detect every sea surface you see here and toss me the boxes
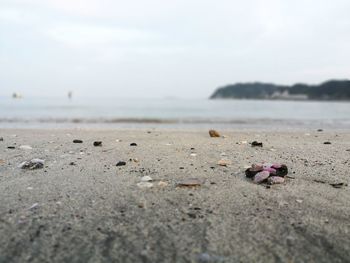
[1,96,350,130]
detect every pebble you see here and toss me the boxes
[296,199,303,203]
[116,161,126,166]
[137,182,154,188]
[140,176,153,182]
[73,139,83,143]
[217,159,231,166]
[253,171,270,184]
[130,143,137,146]
[267,176,285,185]
[19,159,45,170]
[177,178,202,187]
[19,145,33,150]
[190,153,197,157]
[209,130,220,137]
[158,181,168,187]
[29,203,39,210]
[0,137,3,141]
[251,141,263,147]
[93,141,102,147]
[7,146,15,149]
[324,141,331,145]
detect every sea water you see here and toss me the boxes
[0,96,349,129]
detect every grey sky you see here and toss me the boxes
[0,0,349,98]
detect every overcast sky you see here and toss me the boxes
[0,0,349,98]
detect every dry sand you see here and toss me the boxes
[0,129,349,263]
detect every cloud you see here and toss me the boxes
[46,24,156,48]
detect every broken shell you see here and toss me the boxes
[253,171,270,184]
[267,176,285,185]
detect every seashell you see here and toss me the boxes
[253,171,270,183]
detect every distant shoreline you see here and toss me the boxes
[210,79,350,101]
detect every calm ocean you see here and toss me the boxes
[1,96,350,129]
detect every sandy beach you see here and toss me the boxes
[0,128,349,263]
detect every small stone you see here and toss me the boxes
[317,129,323,132]
[137,182,153,188]
[158,181,168,187]
[19,159,45,170]
[296,199,303,203]
[116,161,126,166]
[323,141,331,145]
[251,141,263,147]
[19,145,33,150]
[29,203,39,210]
[0,137,3,141]
[130,143,137,146]
[190,153,197,157]
[330,182,347,188]
[217,159,231,166]
[69,162,76,166]
[93,141,102,147]
[177,178,202,187]
[253,171,270,184]
[209,130,220,137]
[267,176,285,185]
[7,146,15,149]
[141,176,153,182]
[73,139,83,143]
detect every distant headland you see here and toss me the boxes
[209,80,350,100]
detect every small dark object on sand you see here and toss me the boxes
[251,141,263,147]
[209,130,220,138]
[7,146,15,149]
[69,162,76,166]
[130,143,137,146]
[19,159,44,170]
[245,163,288,184]
[330,182,347,189]
[116,161,126,166]
[93,141,102,147]
[324,141,331,145]
[317,129,323,132]
[177,178,202,187]
[0,137,3,141]
[73,139,83,143]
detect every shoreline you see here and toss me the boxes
[0,129,349,262]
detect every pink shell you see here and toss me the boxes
[253,171,270,183]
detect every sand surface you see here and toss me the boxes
[0,129,349,263]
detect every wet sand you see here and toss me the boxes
[0,129,349,263]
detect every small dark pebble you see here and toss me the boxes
[179,167,184,169]
[265,185,271,189]
[0,137,3,141]
[314,179,326,184]
[251,141,263,147]
[187,212,197,219]
[116,161,126,166]
[323,141,331,145]
[93,141,102,147]
[73,140,83,143]
[69,162,76,166]
[130,143,137,146]
[330,182,347,188]
[7,146,15,149]
[317,129,323,132]
[190,147,195,150]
